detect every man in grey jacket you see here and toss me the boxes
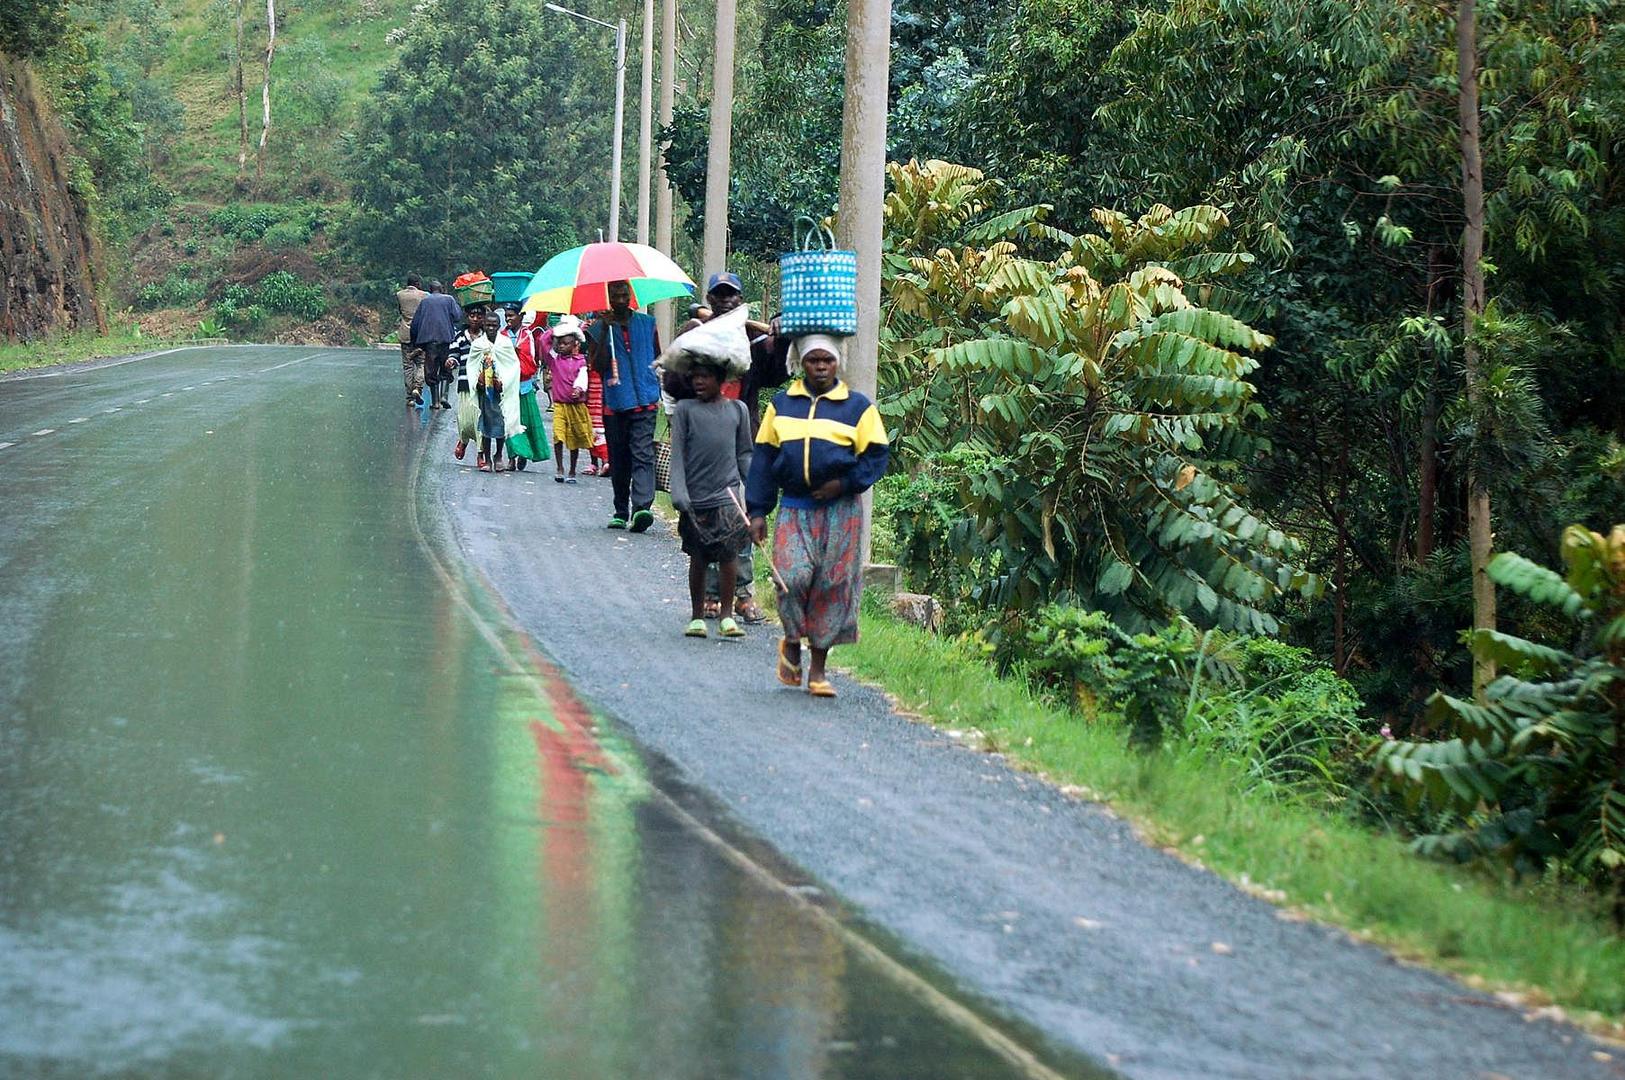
[395,273,428,406]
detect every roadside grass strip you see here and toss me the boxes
[836,607,1625,1033]
[0,328,184,375]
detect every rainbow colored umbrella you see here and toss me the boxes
[520,242,695,315]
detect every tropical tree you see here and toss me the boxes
[881,160,1319,632]
[346,0,607,279]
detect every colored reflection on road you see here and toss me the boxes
[0,348,1038,1078]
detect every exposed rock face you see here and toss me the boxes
[0,53,103,342]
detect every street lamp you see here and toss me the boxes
[545,3,627,243]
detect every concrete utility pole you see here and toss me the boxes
[654,0,677,344]
[635,0,654,245]
[700,0,737,283]
[835,0,891,562]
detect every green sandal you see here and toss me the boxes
[607,516,627,530]
[718,617,746,639]
[629,508,655,533]
[684,618,708,638]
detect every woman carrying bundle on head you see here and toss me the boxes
[746,336,889,697]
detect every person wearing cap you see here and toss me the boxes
[669,270,792,622]
[746,336,890,698]
[540,315,593,483]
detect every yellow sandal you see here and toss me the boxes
[807,678,837,698]
[776,640,803,687]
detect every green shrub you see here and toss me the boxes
[255,271,327,318]
[136,270,206,309]
[260,220,311,250]
[874,443,997,614]
[1023,605,1370,793]
[1375,525,1625,911]
[208,203,279,241]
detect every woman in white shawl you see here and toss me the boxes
[472,320,524,472]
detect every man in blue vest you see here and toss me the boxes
[586,279,663,532]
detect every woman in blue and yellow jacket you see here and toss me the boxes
[746,335,889,698]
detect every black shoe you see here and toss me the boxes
[629,509,655,533]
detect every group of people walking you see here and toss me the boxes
[394,269,890,698]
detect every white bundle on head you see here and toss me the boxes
[656,303,752,377]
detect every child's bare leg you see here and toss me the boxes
[717,557,738,619]
[553,440,565,475]
[688,556,708,619]
[569,450,580,476]
[807,646,831,684]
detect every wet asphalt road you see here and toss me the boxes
[0,345,1619,1079]
[437,364,1625,1078]
[0,346,1056,1079]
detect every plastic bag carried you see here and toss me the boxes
[656,303,751,378]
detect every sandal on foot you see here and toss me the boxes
[607,517,627,530]
[776,640,803,687]
[554,474,566,483]
[629,508,655,533]
[702,599,722,619]
[455,440,467,460]
[719,617,746,639]
[684,619,708,638]
[736,599,766,625]
[807,678,838,698]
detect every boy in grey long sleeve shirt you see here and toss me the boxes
[670,362,754,638]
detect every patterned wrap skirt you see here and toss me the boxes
[772,497,863,650]
[679,503,751,563]
[478,387,505,440]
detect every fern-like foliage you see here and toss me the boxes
[879,159,1318,632]
[1373,525,1625,912]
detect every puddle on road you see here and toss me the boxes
[0,360,1075,1078]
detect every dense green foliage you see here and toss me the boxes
[1377,526,1625,910]
[346,0,620,280]
[880,160,1318,634]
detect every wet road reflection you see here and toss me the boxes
[0,348,1044,1078]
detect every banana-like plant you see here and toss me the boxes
[1374,525,1625,911]
[880,159,1318,633]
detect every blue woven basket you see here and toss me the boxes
[778,217,858,337]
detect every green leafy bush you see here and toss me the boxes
[254,271,327,318]
[1375,525,1625,911]
[260,220,312,250]
[208,203,279,241]
[874,443,998,611]
[136,270,206,309]
[1023,605,1369,792]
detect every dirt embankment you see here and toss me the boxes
[0,53,104,343]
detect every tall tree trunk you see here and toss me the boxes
[233,0,248,188]
[1417,380,1439,559]
[653,0,676,346]
[700,0,737,280]
[1458,0,1495,698]
[255,0,276,187]
[836,0,892,566]
[1416,244,1447,563]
